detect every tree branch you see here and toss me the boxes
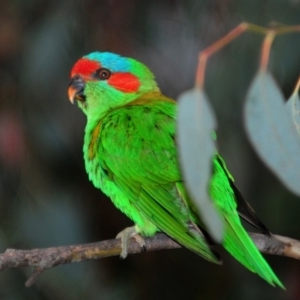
[0,233,299,287]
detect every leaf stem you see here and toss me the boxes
[260,31,275,71]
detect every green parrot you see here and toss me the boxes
[68,52,283,288]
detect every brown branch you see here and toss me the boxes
[0,233,299,287]
[195,22,300,88]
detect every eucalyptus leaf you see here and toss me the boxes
[177,88,223,242]
[245,70,300,196]
[286,86,300,134]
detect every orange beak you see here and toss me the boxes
[68,76,86,104]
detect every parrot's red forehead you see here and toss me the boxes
[70,57,140,93]
[70,58,101,77]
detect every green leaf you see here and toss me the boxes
[177,88,223,242]
[245,70,300,196]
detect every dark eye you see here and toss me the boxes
[94,68,111,80]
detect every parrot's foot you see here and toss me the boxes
[116,226,146,259]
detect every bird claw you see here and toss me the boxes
[116,226,146,258]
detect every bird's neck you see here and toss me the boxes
[86,90,166,123]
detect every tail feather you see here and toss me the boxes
[223,215,284,289]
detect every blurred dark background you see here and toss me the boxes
[1,0,300,299]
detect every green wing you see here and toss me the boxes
[95,93,282,287]
[98,94,219,263]
[210,157,283,288]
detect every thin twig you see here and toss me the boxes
[0,233,299,287]
[195,22,300,88]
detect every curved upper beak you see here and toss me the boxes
[68,76,86,104]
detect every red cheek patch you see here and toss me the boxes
[71,58,101,77]
[108,72,140,93]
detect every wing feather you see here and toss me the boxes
[100,95,219,263]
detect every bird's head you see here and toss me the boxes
[68,52,159,120]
